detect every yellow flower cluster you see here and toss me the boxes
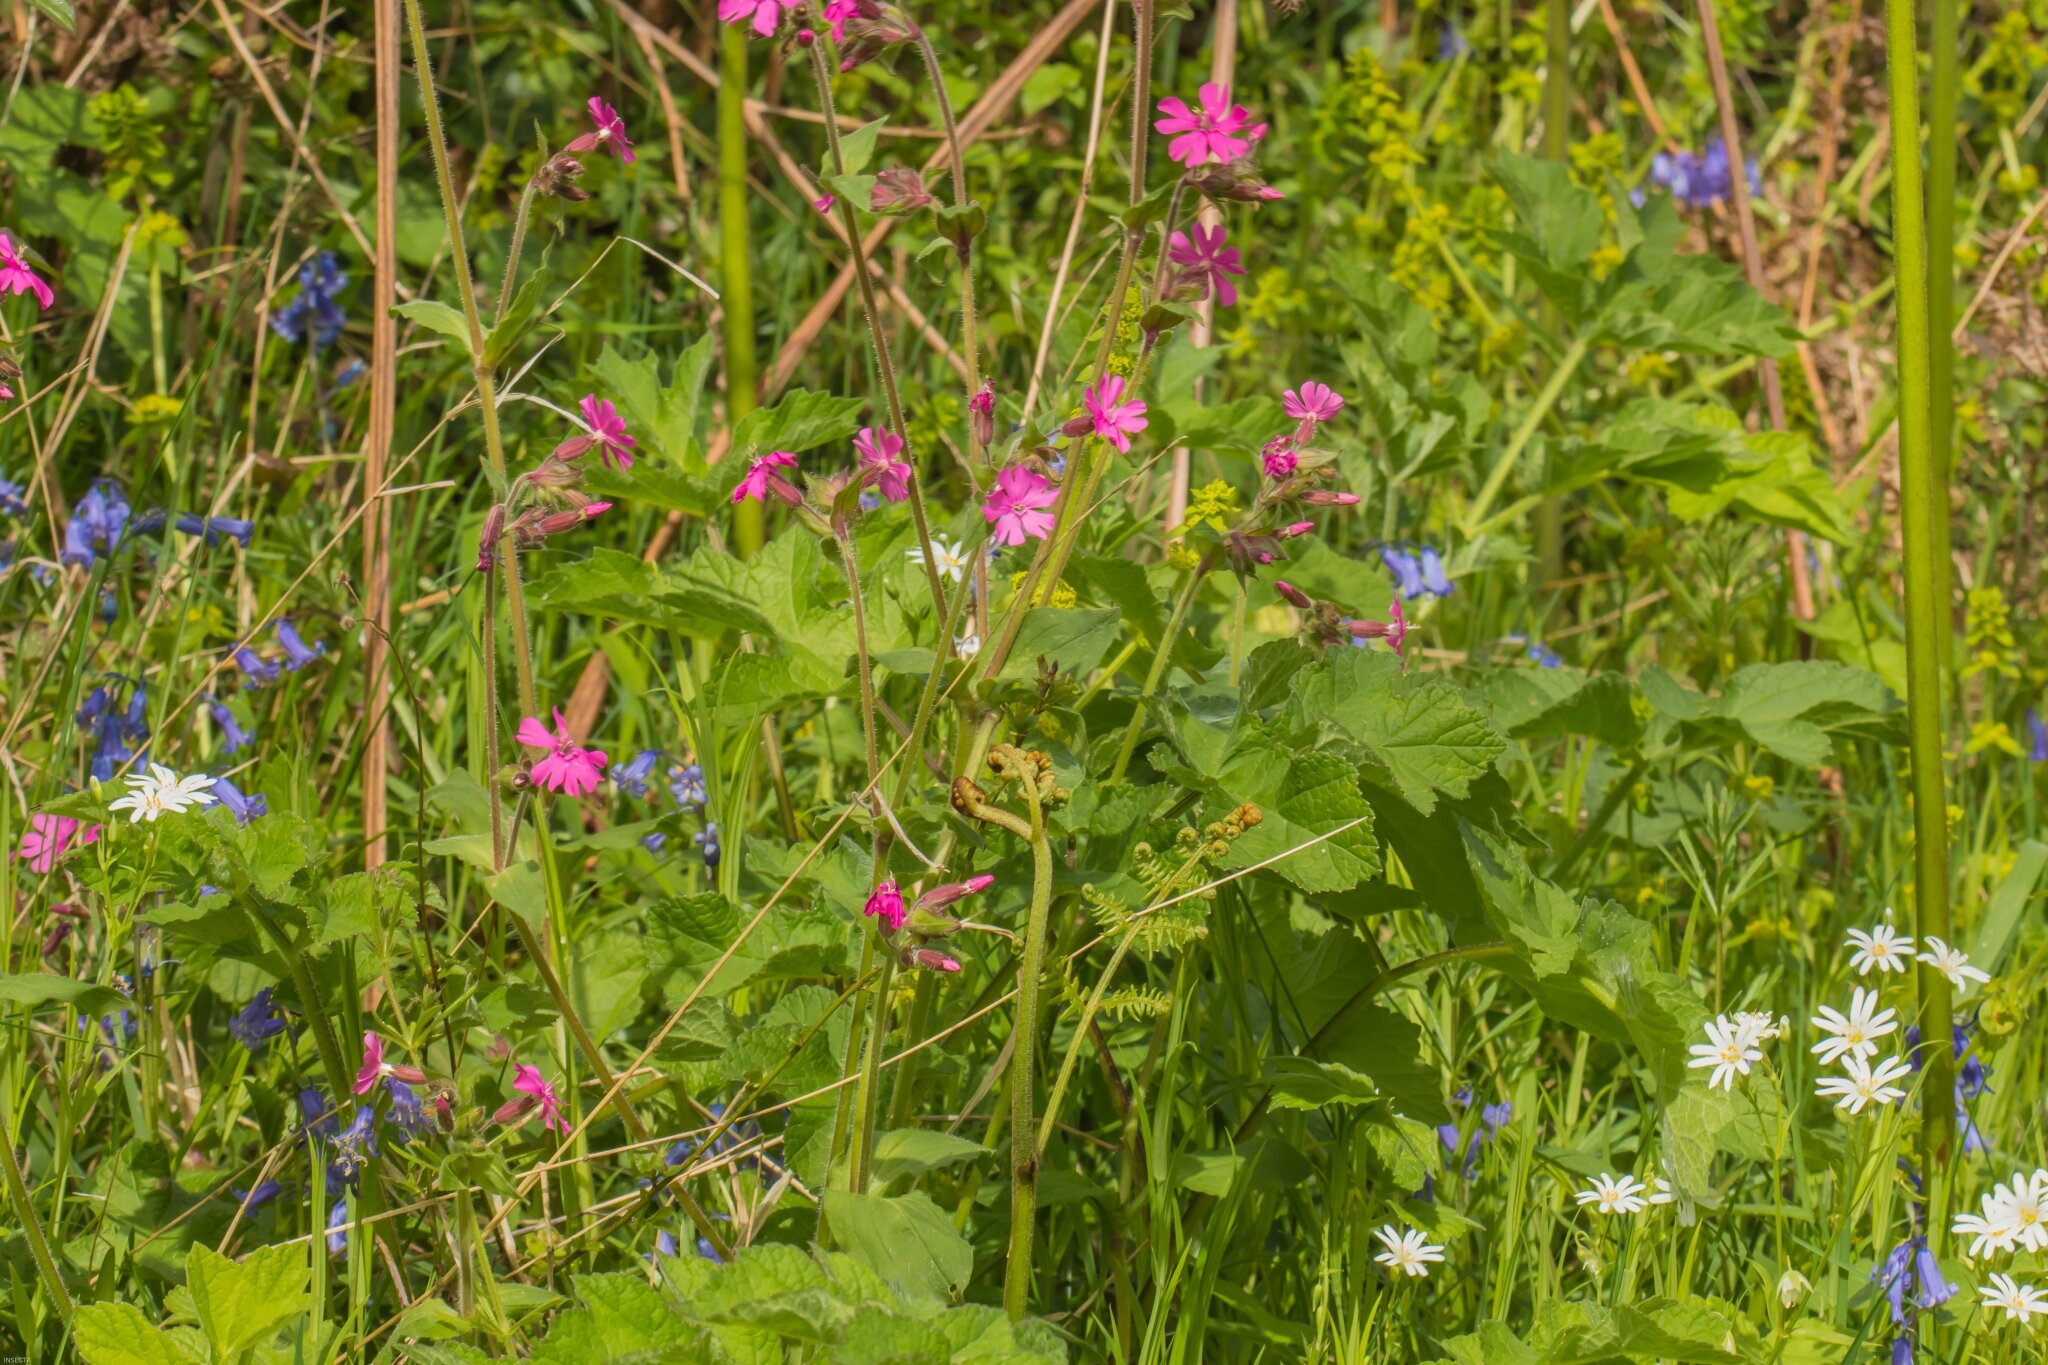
[1009,571,1077,610]
[1963,586,2019,679]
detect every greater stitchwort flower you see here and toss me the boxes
[1372,1225,1444,1278]
[110,765,217,823]
[1847,921,1915,974]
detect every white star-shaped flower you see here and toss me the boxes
[908,534,971,584]
[1574,1172,1650,1216]
[1916,936,1991,995]
[1810,986,1899,1066]
[1980,1273,2048,1324]
[1688,1014,1763,1091]
[1372,1224,1445,1278]
[1814,1052,1912,1115]
[1846,921,1916,975]
[108,764,218,824]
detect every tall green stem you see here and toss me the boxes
[1535,0,1569,602]
[1461,335,1589,536]
[0,1088,73,1324]
[1109,553,1214,782]
[1002,776,1054,1321]
[721,24,764,557]
[910,24,984,464]
[1881,0,1955,1179]
[1926,0,1956,630]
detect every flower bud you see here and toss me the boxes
[1776,1269,1810,1310]
[796,26,816,45]
[904,947,962,973]
[969,382,996,448]
[550,434,597,463]
[533,152,590,201]
[1280,521,1315,538]
[492,1092,539,1125]
[1184,156,1286,203]
[912,874,994,914]
[1060,413,1095,440]
[532,501,612,537]
[871,167,937,215]
[1274,580,1315,610]
[1300,489,1360,507]
[478,504,507,572]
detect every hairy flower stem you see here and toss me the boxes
[721,25,764,557]
[847,950,897,1194]
[1881,0,1955,1181]
[495,180,539,327]
[894,556,979,807]
[910,24,986,466]
[1109,552,1214,782]
[803,40,949,615]
[1001,773,1054,1320]
[0,1089,73,1325]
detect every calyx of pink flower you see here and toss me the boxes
[533,152,590,200]
[1184,156,1286,203]
[903,947,962,973]
[912,874,994,914]
[935,201,987,252]
[1299,489,1360,507]
[1274,580,1315,610]
[836,0,915,69]
[870,167,937,215]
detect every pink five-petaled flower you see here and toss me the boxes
[1168,224,1247,308]
[732,450,800,505]
[17,814,99,873]
[854,427,912,503]
[567,97,636,165]
[1283,382,1346,424]
[1082,375,1150,453]
[577,394,636,471]
[1347,598,1409,666]
[864,879,906,933]
[813,195,836,215]
[823,0,858,40]
[0,233,54,310]
[353,1031,427,1095]
[516,708,610,797]
[1154,83,1267,167]
[983,465,1060,546]
[514,1065,570,1135]
[719,0,786,35]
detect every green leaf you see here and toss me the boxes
[836,117,888,178]
[822,1190,975,1301]
[1970,839,2048,973]
[391,299,476,354]
[1209,730,1380,893]
[859,1129,986,1185]
[530,1273,706,1363]
[1298,650,1506,812]
[1491,153,1604,270]
[485,860,549,930]
[1262,1057,1380,1110]
[1645,660,1902,766]
[185,1242,312,1359]
[1484,669,1645,751]
[730,389,867,459]
[1000,607,1120,680]
[0,972,131,1016]
[482,266,553,367]
[0,83,92,172]
[73,1303,188,1365]
[27,0,76,31]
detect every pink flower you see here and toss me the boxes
[1281,521,1315,538]
[566,97,636,165]
[813,194,836,215]
[854,427,912,503]
[1347,598,1409,665]
[1261,436,1298,479]
[719,0,785,35]
[351,1031,424,1093]
[983,465,1059,545]
[864,879,905,933]
[513,1064,569,1135]
[870,168,935,214]
[823,0,858,41]
[16,814,98,873]
[1154,83,1266,167]
[1300,489,1360,507]
[0,233,54,310]
[578,394,636,471]
[1082,375,1149,453]
[516,708,610,797]
[905,947,962,973]
[0,381,11,401]
[1283,382,1345,423]
[913,874,993,914]
[732,450,800,505]
[1167,225,1246,308]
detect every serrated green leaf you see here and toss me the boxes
[729,389,866,459]
[1298,650,1505,812]
[1000,607,1120,680]
[73,1303,188,1365]
[821,1190,974,1301]
[1210,732,1380,893]
[185,1242,311,1359]
[530,1273,705,1363]
[1262,1057,1380,1110]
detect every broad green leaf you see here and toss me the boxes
[821,1190,973,1301]
[481,265,553,367]
[1970,839,2048,973]
[861,1129,987,1185]
[1491,153,1604,272]
[1209,730,1380,893]
[484,860,549,930]
[185,1242,312,1359]
[1262,1057,1380,1110]
[835,117,888,178]
[1297,650,1505,812]
[1000,607,1120,680]
[391,299,476,354]
[0,83,92,171]
[0,972,131,1016]
[73,1303,188,1365]
[589,339,717,470]
[529,1273,705,1363]
[27,0,76,32]
[1484,668,1644,752]
[729,389,867,460]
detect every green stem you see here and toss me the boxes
[847,949,896,1194]
[1536,0,1569,601]
[1927,0,1956,649]
[909,23,985,464]
[1881,0,1955,1177]
[1109,552,1214,782]
[0,1087,73,1324]
[802,39,949,615]
[1461,334,1589,536]
[721,24,764,557]
[1002,775,1054,1321]
[495,180,538,328]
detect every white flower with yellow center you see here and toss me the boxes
[1980,1273,2048,1324]
[108,764,218,824]
[1846,921,1915,975]
[1687,1014,1763,1091]
[1371,1225,1444,1278]
[1916,937,1991,995]
[1810,986,1898,1066]
[908,534,971,584]
[1814,1053,1912,1115]
[1574,1173,1650,1216]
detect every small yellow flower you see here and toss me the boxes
[1009,571,1076,609]
[1966,721,2023,758]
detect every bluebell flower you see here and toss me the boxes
[233,646,281,688]
[694,821,721,870]
[229,988,286,1052]
[329,1108,379,1183]
[276,620,325,670]
[614,749,662,797]
[1436,23,1470,60]
[173,513,256,548]
[331,357,367,389]
[386,1079,430,1141]
[0,478,27,518]
[209,699,255,756]
[79,679,150,781]
[60,478,133,570]
[2028,708,2048,762]
[298,1086,341,1140]
[642,832,667,856]
[654,1228,678,1259]
[1380,546,1426,599]
[1646,138,1760,210]
[325,1199,350,1254]
[1891,1335,1913,1365]
[1435,1089,1511,1177]
[668,762,707,808]
[1419,546,1452,596]
[1958,1105,1990,1155]
[272,252,350,349]
[1875,1235,1955,1325]
[233,1180,284,1212]
[213,776,268,826]
[99,588,119,622]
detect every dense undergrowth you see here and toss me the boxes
[2,0,2047,1360]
